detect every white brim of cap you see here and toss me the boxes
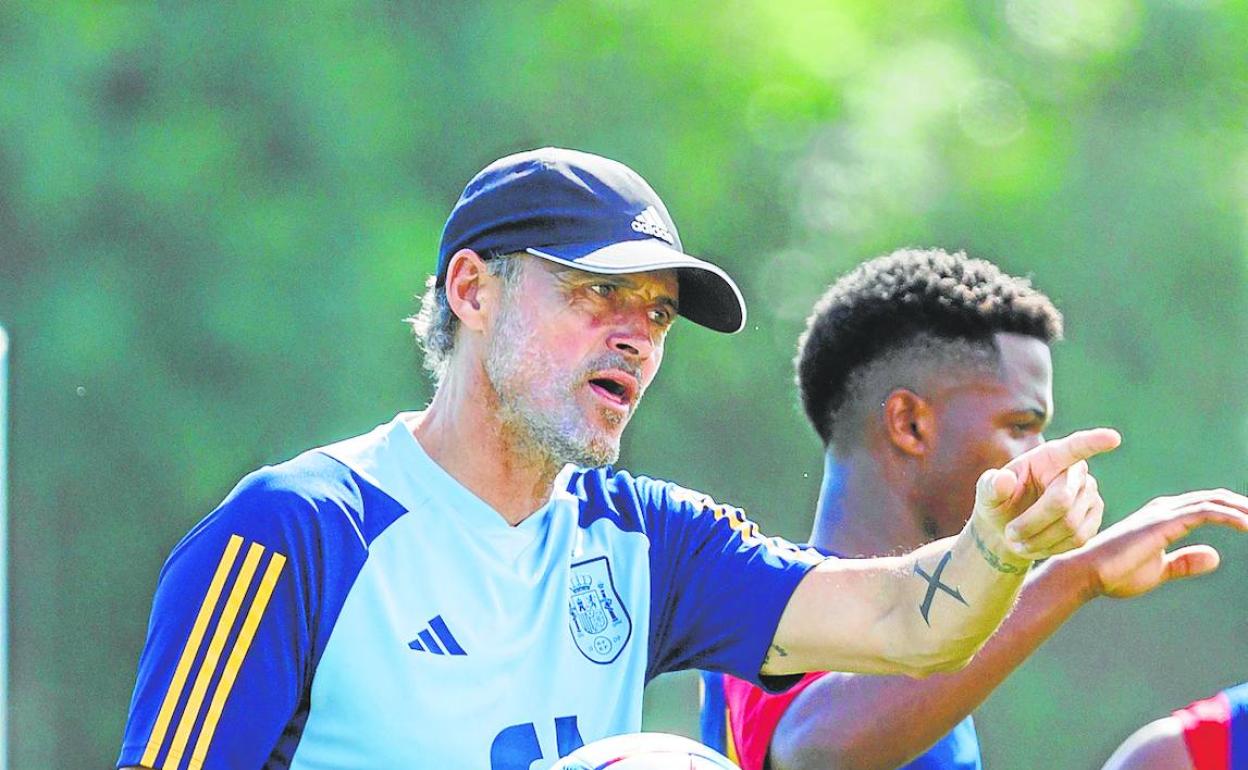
[525,240,747,334]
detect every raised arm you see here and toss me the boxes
[767,489,1248,770]
[764,428,1120,677]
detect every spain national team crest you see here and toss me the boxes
[567,556,631,665]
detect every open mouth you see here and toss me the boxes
[588,372,637,408]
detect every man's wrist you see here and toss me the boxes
[1041,550,1102,605]
[967,516,1031,574]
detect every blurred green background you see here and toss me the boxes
[1,1,1246,768]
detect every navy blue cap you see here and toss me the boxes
[437,147,746,333]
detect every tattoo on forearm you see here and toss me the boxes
[763,643,789,665]
[914,551,968,626]
[970,522,1024,574]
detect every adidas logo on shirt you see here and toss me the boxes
[630,206,675,245]
[407,615,467,656]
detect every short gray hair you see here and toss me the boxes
[407,254,525,384]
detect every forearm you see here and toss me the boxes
[768,434,1117,677]
[767,513,1032,676]
[888,514,1036,672]
[770,556,1092,770]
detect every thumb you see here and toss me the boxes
[1162,545,1222,582]
[976,468,1019,514]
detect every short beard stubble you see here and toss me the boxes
[483,287,628,471]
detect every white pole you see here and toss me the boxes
[0,325,8,770]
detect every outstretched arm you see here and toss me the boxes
[767,489,1248,770]
[764,428,1120,677]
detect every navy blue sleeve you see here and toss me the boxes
[1225,681,1248,759]
[699,671,729,755]
[117,453,379,770]
[635,477,825,686]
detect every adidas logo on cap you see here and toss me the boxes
[630,206,675,245]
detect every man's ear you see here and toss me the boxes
[444,249,493,332]
[882,388,936,457]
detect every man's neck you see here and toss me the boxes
[809,450,929,557]
[411,366,560,526]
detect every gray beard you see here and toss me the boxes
[498,401,620,471]
[483,301,623,470]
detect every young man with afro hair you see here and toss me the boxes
[701,248,1248,770]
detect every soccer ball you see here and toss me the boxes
[549,732,741,769]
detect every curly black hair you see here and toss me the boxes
[796,248,1063,445]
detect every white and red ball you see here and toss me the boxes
[549,732,741,770]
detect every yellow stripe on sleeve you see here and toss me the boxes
[724,706,740,764]
[141,534,245,768]
[187,551,287,770]
[162,541,266,770]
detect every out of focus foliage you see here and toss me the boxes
[1,1,1245,767]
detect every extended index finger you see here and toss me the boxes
[1005,427,1122,483]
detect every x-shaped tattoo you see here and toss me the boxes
[914,551,968,626]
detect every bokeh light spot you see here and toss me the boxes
[959,79,1028,147]
[1005,0,1141,58]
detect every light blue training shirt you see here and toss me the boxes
[119,413,823,770]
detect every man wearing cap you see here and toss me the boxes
[117,148,1119,770]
